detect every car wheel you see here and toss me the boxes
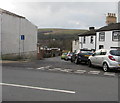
[74,58,79,64]
[88,60,92,67]
[103,63,109,72]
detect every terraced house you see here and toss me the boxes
[0,8,37,60]
[78,13,120,51]
[78,27,96,51]
[96,22,120,50]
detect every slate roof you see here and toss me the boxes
[96,23,120,32]
[78,29,96,36]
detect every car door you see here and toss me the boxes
[96,50,107,66]
[91,50,101,66]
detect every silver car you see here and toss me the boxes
[88,49,120,72]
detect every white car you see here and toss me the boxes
[88,49,120,72]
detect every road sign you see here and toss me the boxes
[20,35,25,40]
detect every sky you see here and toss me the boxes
[0,0,119,29]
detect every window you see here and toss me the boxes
[83,36,86,44]
[99,32,105,41]
[112,31,120,41]
[75,41,77,45]
[99,45,104,49]
[90,36,93,43]
[94,50,101,56]
[110,50,120,56]
[100,52,106,55]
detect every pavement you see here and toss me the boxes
[0,60,28,63]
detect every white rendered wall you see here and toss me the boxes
[72,40,79,52]
[96,31,119,50]
[0,14,1,55]
[0,14,2,103]
[1,13,37,55]
[79,36,96,50]
[1,13,20,54]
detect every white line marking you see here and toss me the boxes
[27,68,33,70]
[54,68,62,70]
[74,70,86,73]
[104,72,115,76]
[88,71,100,74]
[36,67,45,70]
[62,69,72,72]
[49,69,58,71]
[44,66,51,69]
[59,69,70,72]
[0,83,75,94]
[48,68,63,71]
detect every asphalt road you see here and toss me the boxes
[2,57,119,101]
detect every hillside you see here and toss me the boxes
[38,28,87,40]
[38,28,87,51]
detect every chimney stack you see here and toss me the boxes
[106,13,117,25]
[89,27,95,30]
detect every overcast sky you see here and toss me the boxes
[0,1,119,29]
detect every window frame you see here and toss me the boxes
[99,32,105,41]
[112,30,120,41]
[90,36,94,44]
[83,36,86,44]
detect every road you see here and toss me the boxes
[2,57,119,101]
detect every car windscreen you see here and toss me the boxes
[63,53,67,55]
[110,50,120,56]
[79,51,93,55]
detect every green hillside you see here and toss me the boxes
[38,28,87,51]
[38,28,87,35]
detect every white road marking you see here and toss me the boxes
[49,68,70,72]
[88,71,100,75]
[48,68,63,71]
[44,66,51,69]
[48,69,58,71]
[74,70,86,74]
[59,69,70,72]
[63,69,72,72]
[0,83,75,94]
[54,68,62,70]
[104,72,115,76]
[27,68,34,70]
[36,67,45,70]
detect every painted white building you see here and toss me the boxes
[72,40,79,52]
[96,23,120,50]
[0,8,37,60]
[118,1,120,22]
[78,27,96,50]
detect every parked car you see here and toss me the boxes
[61,53,67,59]
[88,49,120,72]
[71,49,93,64]
[64,52,73,61]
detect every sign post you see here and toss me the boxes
[20,35,25,60]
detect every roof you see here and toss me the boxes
[0,8,25,19]
[78,29,96,36]
[96,23,120,32]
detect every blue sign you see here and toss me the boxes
[21,35,25,40]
